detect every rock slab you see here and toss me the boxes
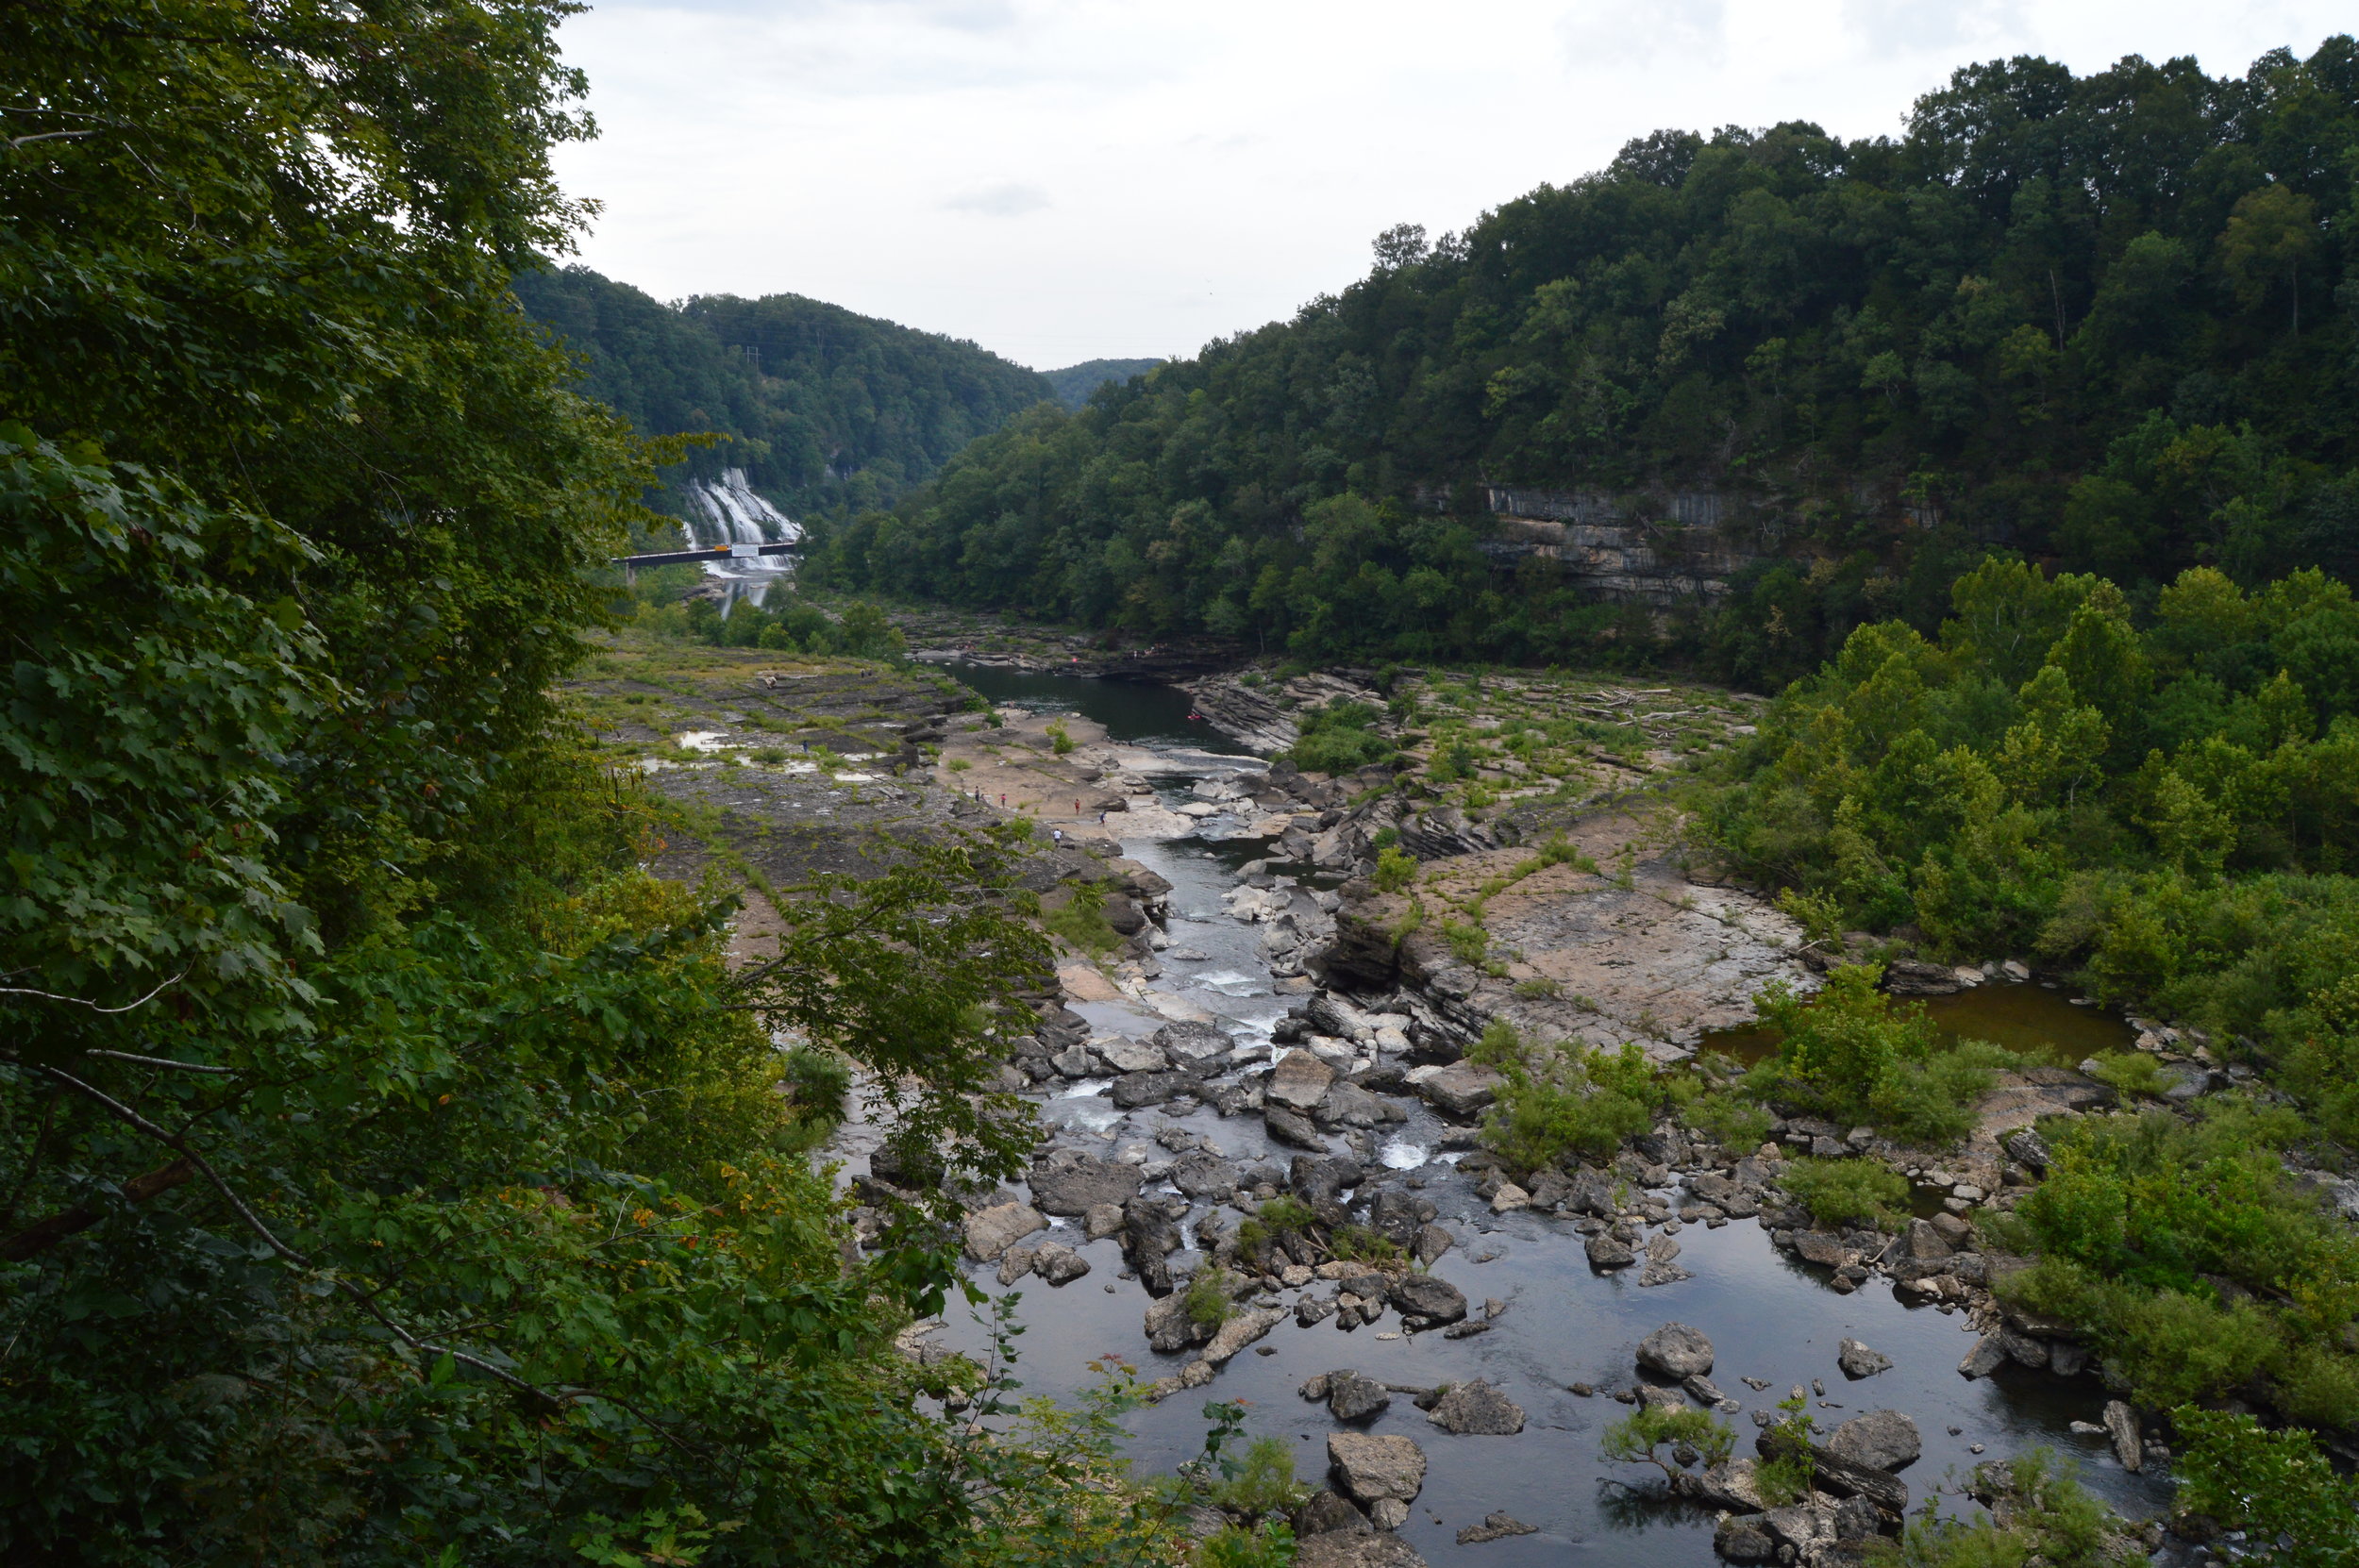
[1637,1322,1715,1378]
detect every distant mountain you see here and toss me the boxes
[512,265,1057,518]
[1042,358,1164,409]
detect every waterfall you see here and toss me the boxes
[680,468,799,609]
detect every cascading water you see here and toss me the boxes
[680,467,800,609]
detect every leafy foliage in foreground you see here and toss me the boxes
[808,42,2359,683]
[0,5,1136,1562]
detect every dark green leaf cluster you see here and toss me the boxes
[0,5,1078,1561]
[1991,1100,2359,1421]
[1283,698,1397,774]
[804,42,2359,683]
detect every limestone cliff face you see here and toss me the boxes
[1480,486,1772,607]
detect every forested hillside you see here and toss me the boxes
[514,265,1057,516]
[808,42,2359,687]
[1043,357,1164,409]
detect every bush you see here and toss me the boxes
[1599,1405,1736,1483]
[1044,880,1123,956]
[1195,1524,1296,1568]
[2173,1409,2359,1568]
[1284,700,1395,775]
[1776,1156,1909,1229]
[1478,1024,1657,1168]
[1184,1269,1240,1329]
[1208,1437,1308,1518]
[2083,1049,2171,1099]
[1046,718,1076,756]
[1684,1092,1772,1151]
[1874,1450,2114,1568]
[1741,966,2015,1146]
[1328,1225,1398,1262]
[2107,1290,2284,1409]
[1372,846,1416,892]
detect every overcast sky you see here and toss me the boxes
[551,1,2353,372]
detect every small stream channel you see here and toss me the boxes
[920,664,2172,1564]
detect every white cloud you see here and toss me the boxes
[943,181,1051,217]
[551,0,2358,369]
[1560,0,1727,70]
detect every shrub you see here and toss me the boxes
[1480,1026,1657,1168]
[1514,976,1563,999]
[946,757,972,772]
[1869,1039,2021,1144]
[1684,1092,1772,1151]
[1776,1156,1909,1229]
[1441,919,1488,966]
[1046,718,1076,756]
[1328,1225,1398,1262]
[2083,1049,2170,1099]
[2173,1409,2359,1568]
[1372,846,1416,892]
[1208,1436,1307,1517]
[1875,1450,2113,1568]
[1285,700,1395,774]
[1256,1195,1314,1233]
[1183,1269,1238,1329]
[1599,1405,1736,1483]
[1044,880,1123,956]
[1195,1525,1296,1568]
[2107,1289,2284,1408]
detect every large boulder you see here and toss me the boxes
[1426,1378,1524,1435]
[1265,1106,1330,1150]
[1586,1232,1636,1270]
[1030,1157,1143,1215]
[1313,1079,1391,1129]
[1096,1036,1170,1075]
[1170,1150,1239,1200]
[1111,1069,1196,1109]
[1144,1288,1220,1354]
[1837,1338,1893,1379]
[1327,1432,1427,1529]
[1032,1243,1090,1286]
[1329,1372,1393,1422]
[1827,1410,1920,1472]
[1123,1204,1184,1297]
[1153,1019,1235,1071]
[1636,1322,1715,1379]
[1202,1307,1285,1365]
[1389,1274,1468,1326]
[962,1202,1046,1261]
[1417,1062,1503,1119]
[1293,1531,1429,1568]
[1292,1491,1369,1537]
[1714,1513,1778,1562]
[1266,1050,1338,1111]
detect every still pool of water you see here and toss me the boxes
[935,659,1256,753]
[1702,983,2137,1070]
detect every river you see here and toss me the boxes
[926,664,2172,1565]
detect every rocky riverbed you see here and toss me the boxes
[874,664,2191,1568]
[571,638,2216,1566]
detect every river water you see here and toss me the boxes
[929,665,2173,1564]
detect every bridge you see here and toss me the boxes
[611,541,796,584]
